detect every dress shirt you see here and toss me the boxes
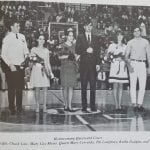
[1,32,29,66]
[126,37,150,61]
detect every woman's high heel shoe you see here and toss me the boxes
[64,107,76,112]
[68,108,76,112]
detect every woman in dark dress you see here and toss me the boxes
[59,28,78,112]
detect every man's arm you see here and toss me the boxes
[145,40,150,74]
[1,37,16,71]
[22,35,29,58]
[94,36,101,71]
[145,40,150,67]
[124,41,134,73]
[1,38,11,66]
[125,42,130,60]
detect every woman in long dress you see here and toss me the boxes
[30,34,54,113]
[59,28,78,112]
[107,31,129,112]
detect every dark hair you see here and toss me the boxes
[34,34,47,48]
[113,31,126,44]
[7,17,20,30]
[83,17,93,26]
[132,25,141,32]
[64,28,75,38]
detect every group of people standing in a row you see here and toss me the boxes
[107,27,150,113]
[1,18,150,115]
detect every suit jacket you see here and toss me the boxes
[75,33,100,69]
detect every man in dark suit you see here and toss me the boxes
[75,19,100,113]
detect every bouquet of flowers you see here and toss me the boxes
[21,53,45,76]
[106,51,125,62]
[30,53,44,65]
[60,45,76,61]
[68,51,75,61]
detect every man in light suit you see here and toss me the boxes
[125,26,150,112]
[1,19,29,115]
[75,18,100,113]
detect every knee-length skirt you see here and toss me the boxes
[60,60,77,87]
[30,63,50,87]
[109,60,129,83]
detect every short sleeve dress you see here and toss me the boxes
[60,42,78,87]
[30,47,50,87]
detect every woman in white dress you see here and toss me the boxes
[107,31,129,112]
[30,35,54,113]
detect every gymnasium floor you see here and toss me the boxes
[0,90,150,132]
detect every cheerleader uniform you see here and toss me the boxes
[108,43,129,83]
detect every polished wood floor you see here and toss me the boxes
[0,90,150,132]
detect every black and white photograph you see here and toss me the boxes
[0,0,150,149]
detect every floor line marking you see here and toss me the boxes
[108,114,127,116]
[0,121,91,127]
[112,118,133,120]
[103,114,134,120]
[50,91,64,104]
[75,115,89,124]
[75,115,96,131]
[102,114,114,120]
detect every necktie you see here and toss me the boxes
[87,34,90,43]
[16,34,18,39]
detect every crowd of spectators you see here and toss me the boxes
[1,2,150,42]
[47,4,150,37]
